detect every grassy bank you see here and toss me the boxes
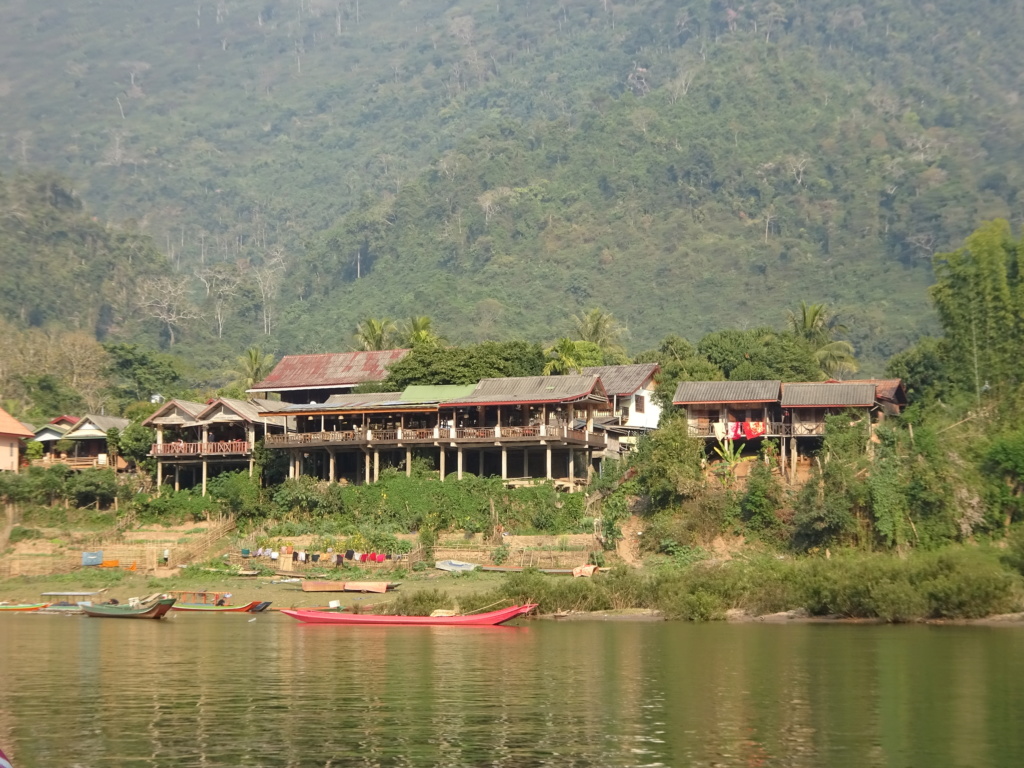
[387,548,1024,622]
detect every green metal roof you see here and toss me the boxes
[400,384,477,403]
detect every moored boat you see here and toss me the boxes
[0,602,50,612]
[165,591,264,612]
[82,597,176,619]
[281,603,538,626]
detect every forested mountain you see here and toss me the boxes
[1,0,1023,370]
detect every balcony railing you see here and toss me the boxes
[263,424,606,449]
[150,441,252,457]
[687,422,825,438]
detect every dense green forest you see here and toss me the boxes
[1,1,1022,371]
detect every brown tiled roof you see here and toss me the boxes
[444,375,608,407]
[582,363,660,396]
[250,349,410,392]
[673,380,781,405]
[781,382,876,408]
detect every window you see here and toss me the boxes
[634,395,645,414]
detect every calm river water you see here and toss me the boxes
[1,613,1022,767]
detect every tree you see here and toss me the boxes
[103,343,181,406]
[383,341,545,389]
[226,347,276,392]
[635,335,724,410]
[401,316,443,348]
[250,249,286,336]
[698,328,820,382]
[354,317,398,351]
[631,413,706,506]
[786,302,858,378]
[930,220,1024,396]
[543,338,603,375]
[138,276,201,347]
[572,308,627,357]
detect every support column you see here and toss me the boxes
[780,437,787,482]
[546,446,552,479]
[790,437,797,480]
[373,449,380,483]
[523,449,529,478]
[364,451,371,485]
[406,446,412,477]
[457,447,464,480]
[157,461,163,491]
[568,449,575,488]
[501,447,507,480]
[328,449,336,483]
[202,459,208,497]
[174,465,180,492]
[439,447,446,481]
[479,449,485,477]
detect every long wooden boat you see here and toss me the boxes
[164,591,264,613]
[82,598,176,619]
[0,602,50,612]
[281,603,538,626]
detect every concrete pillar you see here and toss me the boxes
[328,449,336,483]
[790,437,797,480]
[479,449,485,477]
[568,449,575,488]
[439,447,446,481]
[457,447,463,480]
[406,446,412,477]
[156,461,163,490]
[546,446,552,479]
[174,465,180,492]
[156,426,164,446]
[364,451,371,485]
[523,449,529,478]
[501,447,507,479]
[202,459,208,497]
[373,449,380,483]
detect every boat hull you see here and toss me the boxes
[281,604,537,626]
[82,598,176,619]
[171,600,263,613]
[0,603,49,612]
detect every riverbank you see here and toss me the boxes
[3,546,1023,623]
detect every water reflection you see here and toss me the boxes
[0,616,1022,767]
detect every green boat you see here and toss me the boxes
[82,597,176,619]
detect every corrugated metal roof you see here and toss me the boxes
[400,384,477,403]
[249,349,410,391]
[263,392,404,416]
[196,398,287,427]
[0,406,34,438]
[844,379,906,403]
[444,375,608,407]
[64,414,130,438]
[144,399,207,427]
[582,363,660,396]
[673,380,781,405]
[781,382,876,407]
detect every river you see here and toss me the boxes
[1,614,1022,767]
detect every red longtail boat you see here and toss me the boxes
[281,603,537,626]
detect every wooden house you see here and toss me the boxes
[247,349,410,404]
[673,380,782,439]
[49,414,130,470]
[31,416,79,460]
[263,375,610,490]
[0,406,34,473]
[144,398,288,494]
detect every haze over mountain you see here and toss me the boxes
[1,0,1022,372]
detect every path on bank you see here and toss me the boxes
[0,503,14,552]
[616,515,643,566]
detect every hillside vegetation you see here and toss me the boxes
[1,1,1023,369]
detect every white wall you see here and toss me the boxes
[620,387,661,429]
[0,436,20,472]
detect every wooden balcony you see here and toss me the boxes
[30,456,127,470]
[264,425,606,450]
[687,422,825,438]
[150,441,253,457]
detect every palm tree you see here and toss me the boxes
[572,308,627,354]
[786,301,858,377]
[354,317,398,351]
[401,316,442,347]
[227,347,276,391]
[543,338,587,375]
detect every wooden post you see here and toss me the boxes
[329,449,336,483]
[780,436,787,482]
[202,459,207,497]
[790,437,797,480]
[406,446,412,476]
[156,461,163,491]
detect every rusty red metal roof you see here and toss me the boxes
[250,349,410,392]
[844,379,906,404]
